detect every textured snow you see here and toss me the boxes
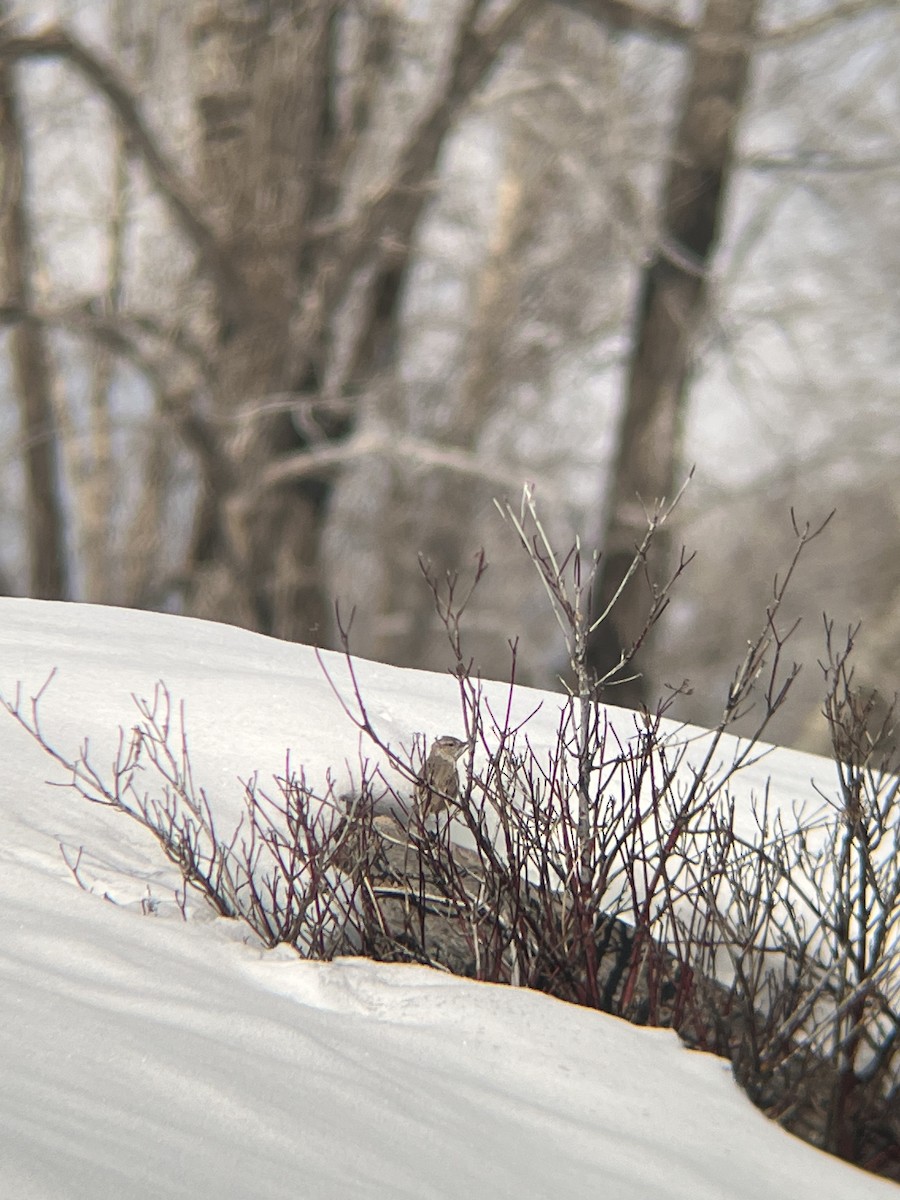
[0,598,893,1199]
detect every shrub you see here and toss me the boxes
[3,490,898,1180]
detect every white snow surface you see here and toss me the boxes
[0,597,894,1199]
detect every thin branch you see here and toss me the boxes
[744,153,900,176]
[0,24,245,317]
[0,299,212,382]
[554,0,894,52]
[551,0,689,44]
[762,0,895,48]
[259,429,543,497]
[312,0,540,331]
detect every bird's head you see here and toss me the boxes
[431,735,468,760]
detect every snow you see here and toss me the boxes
[0,597,894,1199]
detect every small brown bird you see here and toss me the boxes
[415,735,468,819]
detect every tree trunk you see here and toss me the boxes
[185,0,537,645]
[0,25,68,600]
[183,1,336,640]
[589,0,761,702]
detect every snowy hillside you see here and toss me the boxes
[0,598,894,1199]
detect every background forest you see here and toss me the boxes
[0,0,897,750]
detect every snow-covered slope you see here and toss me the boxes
[0,599,891,1199]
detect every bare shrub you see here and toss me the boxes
[1,673,381,955]
[797,621,899,1170]
[318,493,900,1180]
[4,493,899,1181]
[650,619,900,1177]
[318,490,815,1022]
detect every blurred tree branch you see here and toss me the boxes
[0,12,67,599]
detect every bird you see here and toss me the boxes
[415,735,468,819]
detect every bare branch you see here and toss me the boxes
[554,0,895,52]
[551,0,689,44]
[744,152,900,176]
[0,24,245,316]
[762,0,896,48]
[259,429,541,497]
[311,0,541,333]
[0,299,212,382]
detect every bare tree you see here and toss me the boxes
[360,0,897,694]
[0,0,896,715]
[585,0,762,701]
[182,0,541,641]
[0,1,68,600]
[557,0,896,708]
[0,0,538,640]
